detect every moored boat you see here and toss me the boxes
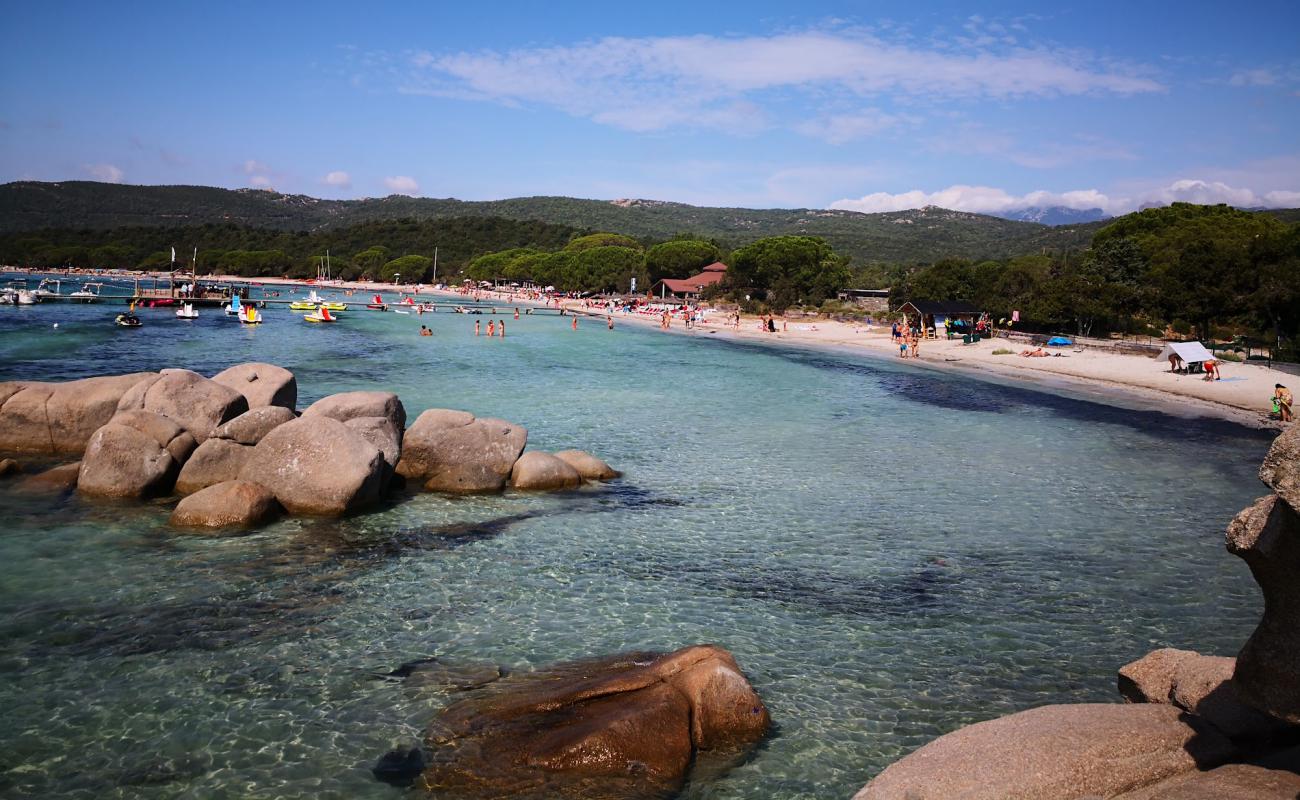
[240,305,262,325]
[304,306,337,323]
[176,303,199,319]
[366,293,387,311]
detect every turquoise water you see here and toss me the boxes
[0,281,1274,799]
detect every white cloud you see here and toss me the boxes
[403,29,1162,135]
[794,109,913,144]
[323,170,352,189]
[1228,68,1278,87]
[829,179,1300,216]
[384,175,419,195]
[248,175,273,189]
[84,163,124,183]
[241,159,271,175]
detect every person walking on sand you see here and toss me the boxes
[1276,384,1294,422]
[475,320,481,336]
[911,332,921,359]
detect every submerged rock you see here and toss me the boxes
[238,415,386,515]
[211,362,297,410]
[854,703,1234,800]
[0,457,19,478]
[509,451,582,491]
[0,372,156,455]
[20,461,81,492]
[170,480,280,529]
[554,449,621,481]
[418,644,769,799]
[373,745,427,788]
[212,405,296,445]
[396,409,527,494]
[1226,493,1300,724]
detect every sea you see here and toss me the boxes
[0,277,1274,799]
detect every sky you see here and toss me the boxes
[2,1,1298,215]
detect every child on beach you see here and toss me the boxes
[1276,384,1293,422]
[1202,359,1220,381]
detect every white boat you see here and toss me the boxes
[224,294,243,316]
[15,290,38,306]
[239,304,262,325]
[68,282,104,303]
[176,303,199,319]
[33,278,62,300]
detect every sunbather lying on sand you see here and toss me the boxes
[1020,347,1049,357]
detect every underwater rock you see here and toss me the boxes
[20,461,81,492]
[373,745,427,787]
[553,449,620,481]
[0,457,19,477]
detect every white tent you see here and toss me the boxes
[1158,341,1214,365]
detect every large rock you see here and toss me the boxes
[1119,648,1286,741]
[0,373,156,455]
[19,461,81,492]
[238,415,386,516]
[421,644,769,799]
[77,411,192,499]
[554,450,620,481]
[396,409,527,494]
[853,704,1235,800]
[170,480,280,529]
[211,362,297,410]
[1116,750,1300,798]
[343,417,402,473]
[212,406,296,445]
[1226,493,1300,723]
[122,369,248,443]
[175,438,254,495]
[303,390,405,431]
[1258,423,1300,510]
[510,451,582,491]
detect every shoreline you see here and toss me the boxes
[4,266,1290,430]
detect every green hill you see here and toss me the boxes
[0,180,1102,265]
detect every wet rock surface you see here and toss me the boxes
[554,449,621,481]
[509,451,582,491]
[169,480,280,529]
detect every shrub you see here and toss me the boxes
[992,348,1014,355]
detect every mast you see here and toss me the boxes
[433,246,438,284]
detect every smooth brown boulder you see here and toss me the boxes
[1116,752,1300,799]
[1226,493,1300,723]
[1119,648,1286,741]
[421,644,769,799]
[128,369,248,443]
[852,703,1235,800]
[175,438,253,495]
[510,451,582,491]
[78,420,180,499]
[396,409,527,494]
[19,461,81,492]
[303,390,405,432]
[109,409,198,463]
[343,416,402,473]
[0,457,19,478]
[0,373,155,455]
[1258,423,1300,509]
[554,450,620,481]
[211,362,297,410]
[238,415,386,515]
[169,480,280,529]
[212,405,296,445]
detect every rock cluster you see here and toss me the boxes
[416,644,769,799]
[0,364,619,529]
[854,424,1300,799]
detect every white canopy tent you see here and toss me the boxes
[1158,341,1214,366]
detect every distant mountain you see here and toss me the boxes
[993,206,1110,226]
[0,182,1112,265]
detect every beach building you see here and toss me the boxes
[836,287,891,312]
[898,300,981,336]
[650,262,727,300]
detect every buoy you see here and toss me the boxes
[53,323,59,329]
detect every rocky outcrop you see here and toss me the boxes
[212,406,296,445]
[1115,752,1300,798]
[211,362,297,410]
[853,704,1234,800]
[1258,423,1300,509]
[77,411,195,499]
[396,409,527,494]
[170,480,280,529]
[420,644,769,799]
[19,461,81,492]
[554,450,620,481]
[510,451,582,491]
[238,415,386,515]
[0,372,156,455]
[175,438,253,495]
[1119,648,1285,741]
[0,458,19,478]
[303,390,405,432]
[1226,493,1300,723]
[119,369,248,443]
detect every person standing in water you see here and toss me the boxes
[475,320,481,336]
[514,308,520,320]
[607,316,613,330]
[487,319,495,337]
[498,320,505,337]
[572,316,578,331]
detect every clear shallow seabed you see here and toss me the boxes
[0,286,1274,799]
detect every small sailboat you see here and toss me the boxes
[176,303,199,319]
[304,305,337,323]
[240,304,262,325]
[225,293,243,316]
[366,293,387,311]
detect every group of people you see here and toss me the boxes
[473,319,506,337]
[891,323,921,358]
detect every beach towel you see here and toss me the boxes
[1217,377,1246,383]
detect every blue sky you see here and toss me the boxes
[2,1,1298,214]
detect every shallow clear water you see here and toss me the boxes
[0,280,1274,799]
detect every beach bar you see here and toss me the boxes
[899,300,981,338]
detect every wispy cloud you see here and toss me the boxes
[398,28,1162,136]
[83,163,124,183]
[926,126,1137,168]
[323,170,352,190]
[384,175,419,195]
[830,178,1300,217]
[794,109,916,144]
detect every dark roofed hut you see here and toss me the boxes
[898,300,981,338]
[650,262,727,300]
